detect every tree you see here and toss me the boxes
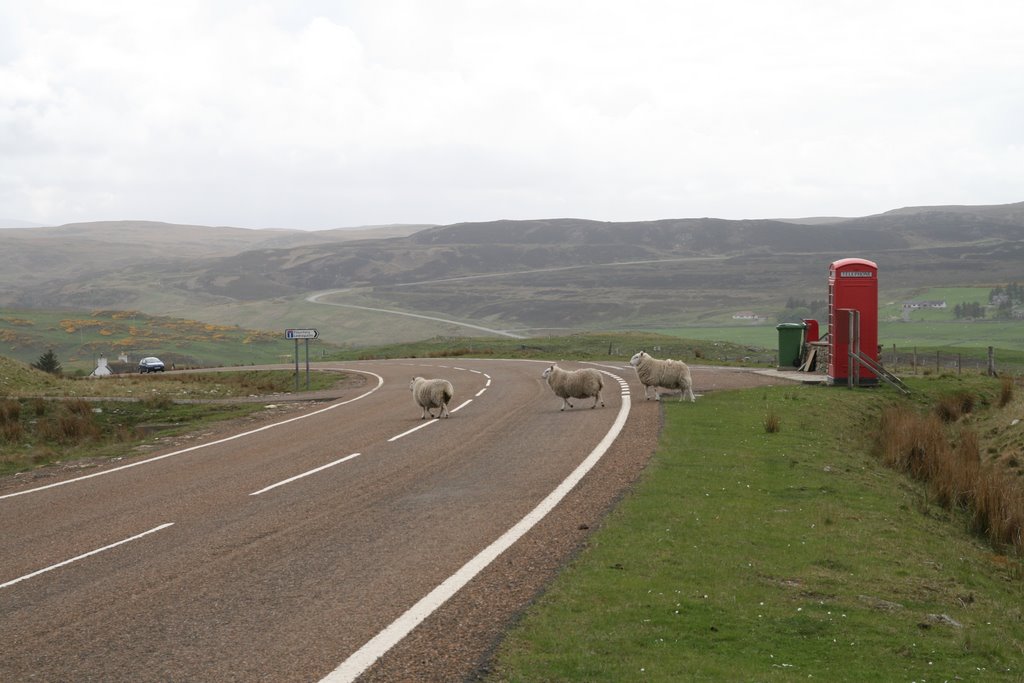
[31,349,62,375]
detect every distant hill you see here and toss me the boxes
[2,204,1022,337]
[0,219,46,229]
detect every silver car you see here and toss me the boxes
[138,356,165,373]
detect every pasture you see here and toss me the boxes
[488,375,1024,681]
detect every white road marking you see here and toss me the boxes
[250,454,361,496]
[0,371,384,501]
[320,372,631,683]
[388,421,437,442]
[0,523,175,590]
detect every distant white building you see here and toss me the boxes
[902,301,946,310]
[732,311,761,320]
[91,356,112,377]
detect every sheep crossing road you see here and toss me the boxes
[0,360,797,682]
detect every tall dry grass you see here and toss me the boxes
[877,400,1023,555]
[999,376,1015,408]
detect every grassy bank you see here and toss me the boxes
[489,376,1024,681]
[0,358,346,476]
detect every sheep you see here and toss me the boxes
[409,376,454,419]
[629,351,696,402]
[541,363,605,411]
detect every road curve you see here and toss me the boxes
[0,358,645,682]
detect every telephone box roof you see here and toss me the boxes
[830,257,877,270]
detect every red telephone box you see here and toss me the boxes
[828,258,878,385]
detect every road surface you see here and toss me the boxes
[0,360,794,682]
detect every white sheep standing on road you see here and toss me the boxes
[409,376,454,419]
[629,351,696,402]
[541,364,605,411]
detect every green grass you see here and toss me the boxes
[321,331,777,366]
[0,397,270,476]
[488,377,1024,681]
[0,357,347,475]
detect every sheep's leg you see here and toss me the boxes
[682,384,696,402]
[560,398,570,411]
[440,402,450,418]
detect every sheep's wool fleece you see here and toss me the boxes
[635,355,691,389]
[412,378,453,406]
[546,366,603,398]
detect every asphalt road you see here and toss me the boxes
[0,359,797,682]
[0,359,638,681]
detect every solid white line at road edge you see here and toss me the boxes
[0,370,384,501]
[0,523,175,589]
[320,371,631,683]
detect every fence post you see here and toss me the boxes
[913,346,917,374]
[988,346,996,376]
[892,343,897,368]
[936,350,940,374]
[957,353,961,375]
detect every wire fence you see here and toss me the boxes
[881,345,1022,377]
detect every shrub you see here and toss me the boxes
[0,399,21,425]
[930,428,980,510]
[878,402,1024,556]
[1,420,24,443]
[935,391,975,423]
[999,376,1015,408]
[763,409,781,433]
[142,395,174,410]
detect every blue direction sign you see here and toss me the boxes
[285,328,318,340]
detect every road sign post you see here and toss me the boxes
[285,329,318,390]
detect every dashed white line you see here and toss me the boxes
[388,421,437,442]
[0,371,384,501]
[449,399,472,413]
[250,454,361,496]
[0,523,175,590]
[320,372,631,683]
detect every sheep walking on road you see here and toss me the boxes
[541,364,605,411]
[629,351,696,402]
[409,376,454,419]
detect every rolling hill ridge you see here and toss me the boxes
[2,203,1022,338]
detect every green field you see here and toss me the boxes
[488,375,1024,681]
[649,316,1024,365]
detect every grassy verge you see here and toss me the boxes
[0,366,347,476]
[0,398,269,476]
[488,378,1024,681]
[323,331,774,366]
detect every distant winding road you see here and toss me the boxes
[304,255,726,339]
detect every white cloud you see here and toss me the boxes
[1,0,1022,228]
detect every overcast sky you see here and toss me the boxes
[1,1,1022,230]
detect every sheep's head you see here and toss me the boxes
[629,351,648,367]
[409,376,424,391]
[541,365,556,379]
